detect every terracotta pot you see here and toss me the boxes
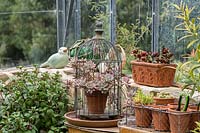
[151,105,170,131]
[189,106,200,130]
[153,97,175,105]
[131,61,177,87]
[168,108,191,133]
[86,91,108,114]
[134,105,152,127]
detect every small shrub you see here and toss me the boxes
[0,66,70,132]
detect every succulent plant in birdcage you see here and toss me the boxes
[72,60,117,94]
[69,20,122,120]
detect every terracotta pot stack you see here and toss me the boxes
[133,103,200,132]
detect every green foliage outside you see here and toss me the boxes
[159,0,200,60]
[117,22,151,73]
[0,0,57,68]
[116,0,152,73]
[81,0,109,39]
[0,66,70,132]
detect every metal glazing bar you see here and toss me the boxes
[65,0,74,42]
[151,0,159,52]
[109,0,116,44]
[56,0,66,49]
[75,0,81,40]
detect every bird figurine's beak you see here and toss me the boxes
[63,48,68,53]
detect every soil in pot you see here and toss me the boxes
[168,108,191,133]
[134,105,152,128]
[86,91,108,114]
[151,105,170,131]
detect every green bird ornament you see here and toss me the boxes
[40,47,69,69]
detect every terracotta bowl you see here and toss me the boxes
[64,111,120,128]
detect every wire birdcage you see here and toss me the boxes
[73,20,122,120]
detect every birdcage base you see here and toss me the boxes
[78,109,118,120]
[65,111,120,128]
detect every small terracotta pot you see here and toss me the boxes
[153,97,175,105]
[189,106,200,130]
[151,105,170,131]
[86,91,108,114]
[134,105,152,128]
[168,108,191,133]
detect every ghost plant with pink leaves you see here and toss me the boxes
[69,59,121,94]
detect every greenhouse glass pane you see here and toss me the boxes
[0,0,57,68]
[159,0,200,61]
[81,0,110,40]
[116,0,152,51]
[65,0,76,48]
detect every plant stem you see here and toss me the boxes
[182,95,189,112]
[176,95,182,111]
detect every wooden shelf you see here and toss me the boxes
[119,126,170,133]
[65,122,119,133]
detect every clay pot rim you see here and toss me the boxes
[168,108,191,115]
[130,61,177,67]
[134,104,153,109]
[188,108,200,112]
[167,103,184,106]
[151,105,168,112]
[154,97,175,100]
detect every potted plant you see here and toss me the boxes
[70,60,117,114]
[131,47,177,87]
[133,89,153,127]
[153,92,176,105]
[168,94,191,133]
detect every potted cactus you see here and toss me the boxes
[131,47,177,87]
[133,89,153,127]
[168,94,191,133]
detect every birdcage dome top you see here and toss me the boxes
[75,20,121,62]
